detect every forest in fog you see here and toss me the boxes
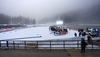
[0,14,36,24]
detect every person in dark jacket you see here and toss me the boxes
[79,32,81,37]
[84,32,86,36]
[74,33,77,37]
[81,38,87,53]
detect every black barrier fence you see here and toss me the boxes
[0,40,99,50]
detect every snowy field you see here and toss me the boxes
[0,26,79,41]
[0,26,99,49]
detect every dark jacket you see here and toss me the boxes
[81,41,87,48]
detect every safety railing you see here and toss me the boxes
[0,40,99,50]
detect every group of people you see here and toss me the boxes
[49,26,68,35]
[74,33,88,53]
[50,26,67,32]
[74,32,87,37]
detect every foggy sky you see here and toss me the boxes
[0,0,100,24]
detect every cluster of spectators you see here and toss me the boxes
[74,32,86,37]
[50,26,68,32]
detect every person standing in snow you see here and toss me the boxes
[81,38,87,53]
[74,33,77,37]
[87,35,91,42]
[79,32,81,37]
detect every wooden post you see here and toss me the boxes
[63,41,65,50]
[77,41,79,49]
[37,41,38,50]
[7,41,8,47]
[25,41,26,50]
[0,41,2,50]
[50,41,51,50]
[0,41,1,47]
[13,41,15,50]
[92,40,93,50]
[7,41,9,50]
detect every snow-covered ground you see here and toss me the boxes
[0,26,99,49]
[0,26,79,41]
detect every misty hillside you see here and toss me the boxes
[39,3,100,24]
[0,14,36,24]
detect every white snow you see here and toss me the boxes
[0,26,99,49]
[0,26,79,41]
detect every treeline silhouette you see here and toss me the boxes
[0,13,35,24]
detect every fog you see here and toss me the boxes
[0,0,100,24]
